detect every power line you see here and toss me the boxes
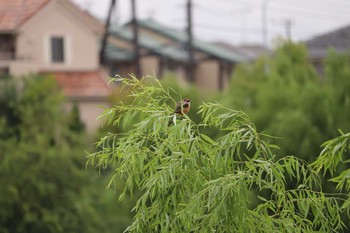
[194,23,317,35]
[192,5,350,29]
[195,2,350,21]
[272,1,350,15]
[294,0,350,6]
[194,29,317,46]
[195,4,249,17]
[197,0,350,19]
[194,29,260,39]
[195,0,247,9]
[268,4,350,19]
[203,0,350,7]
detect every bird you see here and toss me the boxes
[174,98,191,115]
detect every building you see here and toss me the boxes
[305,24,350,75]
[105,19,246,91]
[0,0,248,131]
[0,0,110,132]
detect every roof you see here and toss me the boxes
[305,24,350,58]
[132,19,246,63]
[104,43,134,62]
[44,71,110,98]
[0,0,104,34]
[108,26,188,61]
[0,0,49,31]
[212,42,270,61]
[58,0,104,35]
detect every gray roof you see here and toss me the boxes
[212,42,269,61]
[107,26,188,62]
[126,19,246,63]
[305,24,350,58]
[104,43,134,62]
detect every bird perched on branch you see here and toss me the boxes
[174,98,191,115]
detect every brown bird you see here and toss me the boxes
[174,98,191,115]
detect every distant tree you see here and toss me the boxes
[324,50,350,130]
[0,75,20,138]
[89,76,347,232]
[67,102,85,133]
[0,75,131,233]
[224,41,347,160]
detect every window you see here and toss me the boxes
[50,37,65,63]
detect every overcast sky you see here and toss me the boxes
[72,0,350,47]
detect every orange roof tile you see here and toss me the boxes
[0,0,50,31]
[44,70,111,98]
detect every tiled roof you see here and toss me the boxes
[305,24,350,58]
[0,0,49,31]
[212,42,270,61]
[44,71,110,98]
[132,19,246,63]
[104,43,134,62]
[108,26,188,61]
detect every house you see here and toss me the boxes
[105,19,246,91]
[305,24,350,75]
[0,0,248,131]
[105,26,189,84]
[0,0,110,132]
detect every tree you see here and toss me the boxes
[0,75,132,233]
[67,102,85,133]
[224,42,346,160]
[0,75,20,139]
[89,76,347,232]
[324,50,350,132]
[312,130,350,230]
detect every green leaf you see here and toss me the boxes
[200,133,218,146]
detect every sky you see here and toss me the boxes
[72,0,350,47]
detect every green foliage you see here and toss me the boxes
[0,75,20,138]
[271,42,316,84]
[312,130,350,178]
[225,41,348,160]
[15,75,64,143]
[311,131,350,221]
[0,75,132,233]
[67,102,86,133]
[106,74,204,131]
[89,76,346,232]
[324,50,350,127]
[0,140,102,233]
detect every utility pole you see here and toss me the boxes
[284,18,292,40]
[261,0,270,48]
[186,0,195,83]
[261,0,270,74]
[131,0,141,78]
[100,0,116,65]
